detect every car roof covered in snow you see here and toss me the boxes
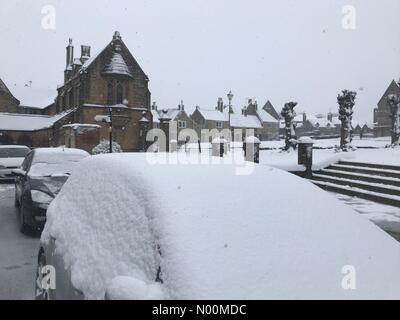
[42,153,400,300]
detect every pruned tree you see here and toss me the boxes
[338,90,357,151]
[281,102,298,151]
[387,94,400,147]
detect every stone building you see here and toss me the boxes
[0,31,152,151]
[191,99,230,141]
[374,79,400,137]
[150,101,197,143]
[191,98,279,141]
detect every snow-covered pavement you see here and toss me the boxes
[334,193,400,241]
[0,183,39,300]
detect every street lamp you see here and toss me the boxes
[227,90,234,140]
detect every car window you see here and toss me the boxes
[0,147,30,158]
[29,152,88,177]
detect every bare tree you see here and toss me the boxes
[338,90,357,151]
[387,94,400,147]
[281,102,298,151]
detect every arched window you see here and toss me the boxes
[69,90,74,108]
[116,83,124,104]
[107,82,114,105]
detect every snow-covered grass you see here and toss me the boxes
[349,148,400,166]
[259,149,353,172]
[42,153,400,300]
[259,137,392,150]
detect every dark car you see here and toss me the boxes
[14,148,89,234]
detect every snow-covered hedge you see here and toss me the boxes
[92,140,123,155]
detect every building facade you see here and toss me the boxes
[374,80,400,137]
[0,32,152,151]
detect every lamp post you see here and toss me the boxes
[227,91,234,125]
[108,106,113,153]
[227,91,234,148]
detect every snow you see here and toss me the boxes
[0,110,75,131]
[92,140,122,155]
[29,148,89,177]
[298,136,314,144]
[257,110,279,123]
[350,148,400,166]
[63,124,100,130]
[196,108,228,122]
[230,114,262,129]
[8,84,56,109]
[260,149,353,172]
[42,153,400,299]
[212,137,228,144]
[103,52,133,78]
[105,276,164,300]
[151,110,160,123]
[245,136,261,144]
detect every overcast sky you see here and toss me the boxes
[1,0,400,122]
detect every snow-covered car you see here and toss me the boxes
[14,148,89,234]
[37,154,400,300]
[0,145,30,181]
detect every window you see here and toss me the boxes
[116,83,124,104]
[107,83,114,105]
[216,121,223,129]
[69,90,74,108]
[79,85,84,105]
[178,121,187,129]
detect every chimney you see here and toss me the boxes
[217,98,224,112]
[303,113,307,123]
[80,45,91,64]
[113,31,122,42]
[327,112,333,122]
[65,38,74,71]
[152,102,158,111]
[179,100,185,111]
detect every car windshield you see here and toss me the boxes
[29,153,87,177]
[0,147,30,158]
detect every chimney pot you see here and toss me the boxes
[80,45,91,64]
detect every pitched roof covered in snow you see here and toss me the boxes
[196,108,228,122]
[102,52,133,78]
[230,114,263,129]
[257,109,279,123]
[0,110,74,131]
[262,100,281,120]
[158,108,182,121]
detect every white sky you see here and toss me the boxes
[1,0,399,122]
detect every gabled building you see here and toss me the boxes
[191,99,230,138]
[0,31,152,151]
[151,101,196,142]
[191,98,279,141]
[374,79,400,137]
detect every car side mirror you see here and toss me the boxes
[12,169,27,177]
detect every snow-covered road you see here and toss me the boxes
[0,183,39,300]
